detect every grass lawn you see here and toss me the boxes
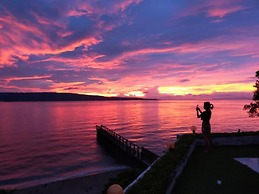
[172,145,259,194]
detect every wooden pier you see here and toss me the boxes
[96,125,159,167]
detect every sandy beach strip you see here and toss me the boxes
[12,169,127,194]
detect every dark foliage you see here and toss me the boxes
[244,70,259,117]
[253,70,259,100]
[0,190,12,194]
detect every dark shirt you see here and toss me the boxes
[200,110,211,123]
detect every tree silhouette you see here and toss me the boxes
[253,70,259,100]
[244,70,259,117]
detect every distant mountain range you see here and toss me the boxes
[0,92,156,102]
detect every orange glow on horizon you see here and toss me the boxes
[63,82,255,99]
[124,91,145,97]
[159,83,253,96]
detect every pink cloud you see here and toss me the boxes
[0,75,53,92]
[171,34,259,59]
[113,0,142,11]
[50,81,86,92]
[5,75,51,82]
[0,0,143,68]
[176,0,246,19]
[207,6,246,18]
[1,75,52,91]
[66,0,142,17]
[0,13,102,67]
[71,0,142,15]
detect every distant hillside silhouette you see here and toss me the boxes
[0,92,156,102]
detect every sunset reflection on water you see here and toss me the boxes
[0,100,258,189]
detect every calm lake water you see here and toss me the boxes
[0,100,258,189]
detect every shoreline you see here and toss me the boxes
[11,169,128,194]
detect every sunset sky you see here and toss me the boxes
[0,0,258,99]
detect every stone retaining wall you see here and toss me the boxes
[196,135,259,146]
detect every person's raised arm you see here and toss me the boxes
[196,106,202,118]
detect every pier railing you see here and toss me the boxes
[96,125,158,166]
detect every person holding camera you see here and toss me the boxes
[196,101,214,152]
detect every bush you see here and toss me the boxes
[126,135,194,194]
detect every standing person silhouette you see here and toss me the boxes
[196,101,214,152]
